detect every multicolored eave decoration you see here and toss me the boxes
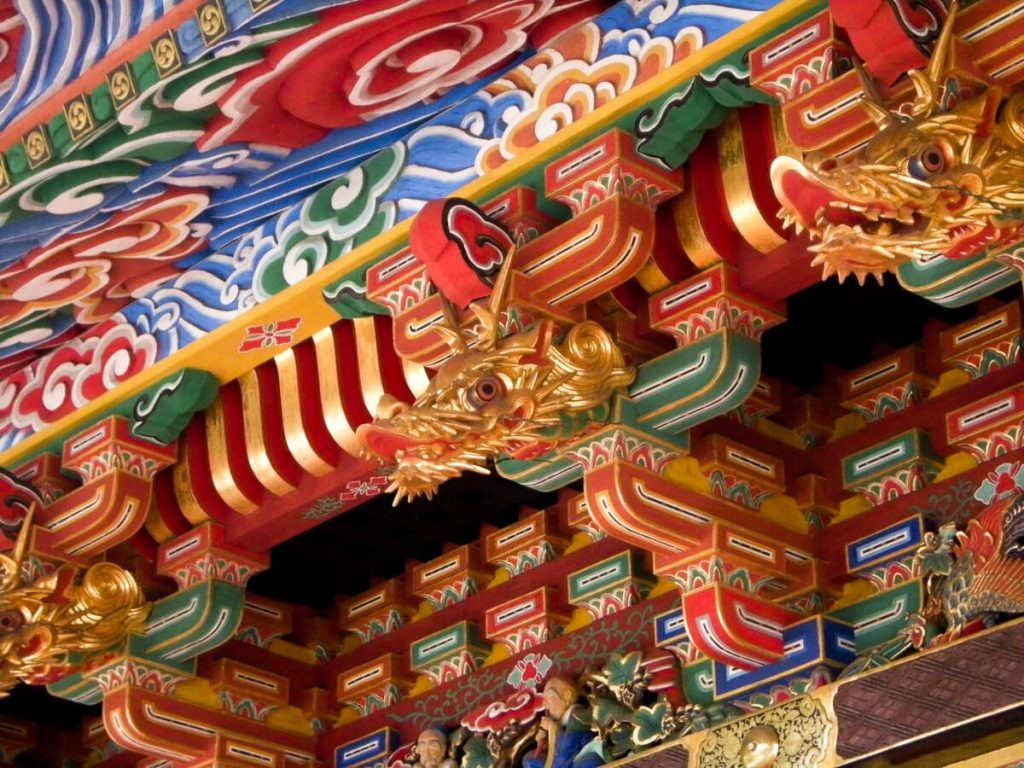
[0,0,1022,765]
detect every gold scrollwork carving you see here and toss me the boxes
[0,509,150,694]
[773,6,1024,284]
[357,249,635,504]
[697,696,834,768]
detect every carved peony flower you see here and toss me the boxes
[506,652,553,690]
[974,461,1024,504]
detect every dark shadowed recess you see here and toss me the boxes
[0,683,99,750]
[246,473,558,609]
[761,275,1021,389]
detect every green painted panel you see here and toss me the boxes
[841,429,937,486]
[682,658,715,707]
[137,580,245,662]
[410,621,486,668]
[829,580,923,652]
[631,331,760,434]
[897,252,1019,308]
[568,551,643,602]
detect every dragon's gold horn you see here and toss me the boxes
[434,325,467,353]
[926,1,959,89]
[467,302,500,350]
[908,69,939,116]
[909,1,959,116]
[0,502,36,589]
[861,97,896,129]
[11,502,34,571]
[854,60,895,129]
[486,244,517,320]
[437,297,468,353]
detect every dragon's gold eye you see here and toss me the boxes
[0,609,22,634]
[908,144,946,180]
[466,375,506,409]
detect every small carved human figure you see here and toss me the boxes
[523,677,603,768]
[413,727,457,768]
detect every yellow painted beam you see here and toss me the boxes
[0,0,819,467]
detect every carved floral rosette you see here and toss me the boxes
[697,695,835,768]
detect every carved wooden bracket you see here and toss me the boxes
[16,415,175,562]
[583,460,820,670]
[368,128,682,368]
[102,685,317,766]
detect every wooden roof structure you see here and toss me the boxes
[0,0,1022,765]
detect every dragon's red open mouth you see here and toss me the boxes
[943,221,1005,259]
[770,155,1001,255]
[356,422,440,462]
[772,156,873,230]
[771,156,910,232]
[771,156,1011,261]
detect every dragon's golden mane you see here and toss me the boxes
[357,249,634,504]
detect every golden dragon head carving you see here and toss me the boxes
[0,502,150,695]
[356,253,635,505]
[772,3,1024,283]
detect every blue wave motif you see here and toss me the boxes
[386,88,529,216]
[122,251,243,356]
[598,0,775,42]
